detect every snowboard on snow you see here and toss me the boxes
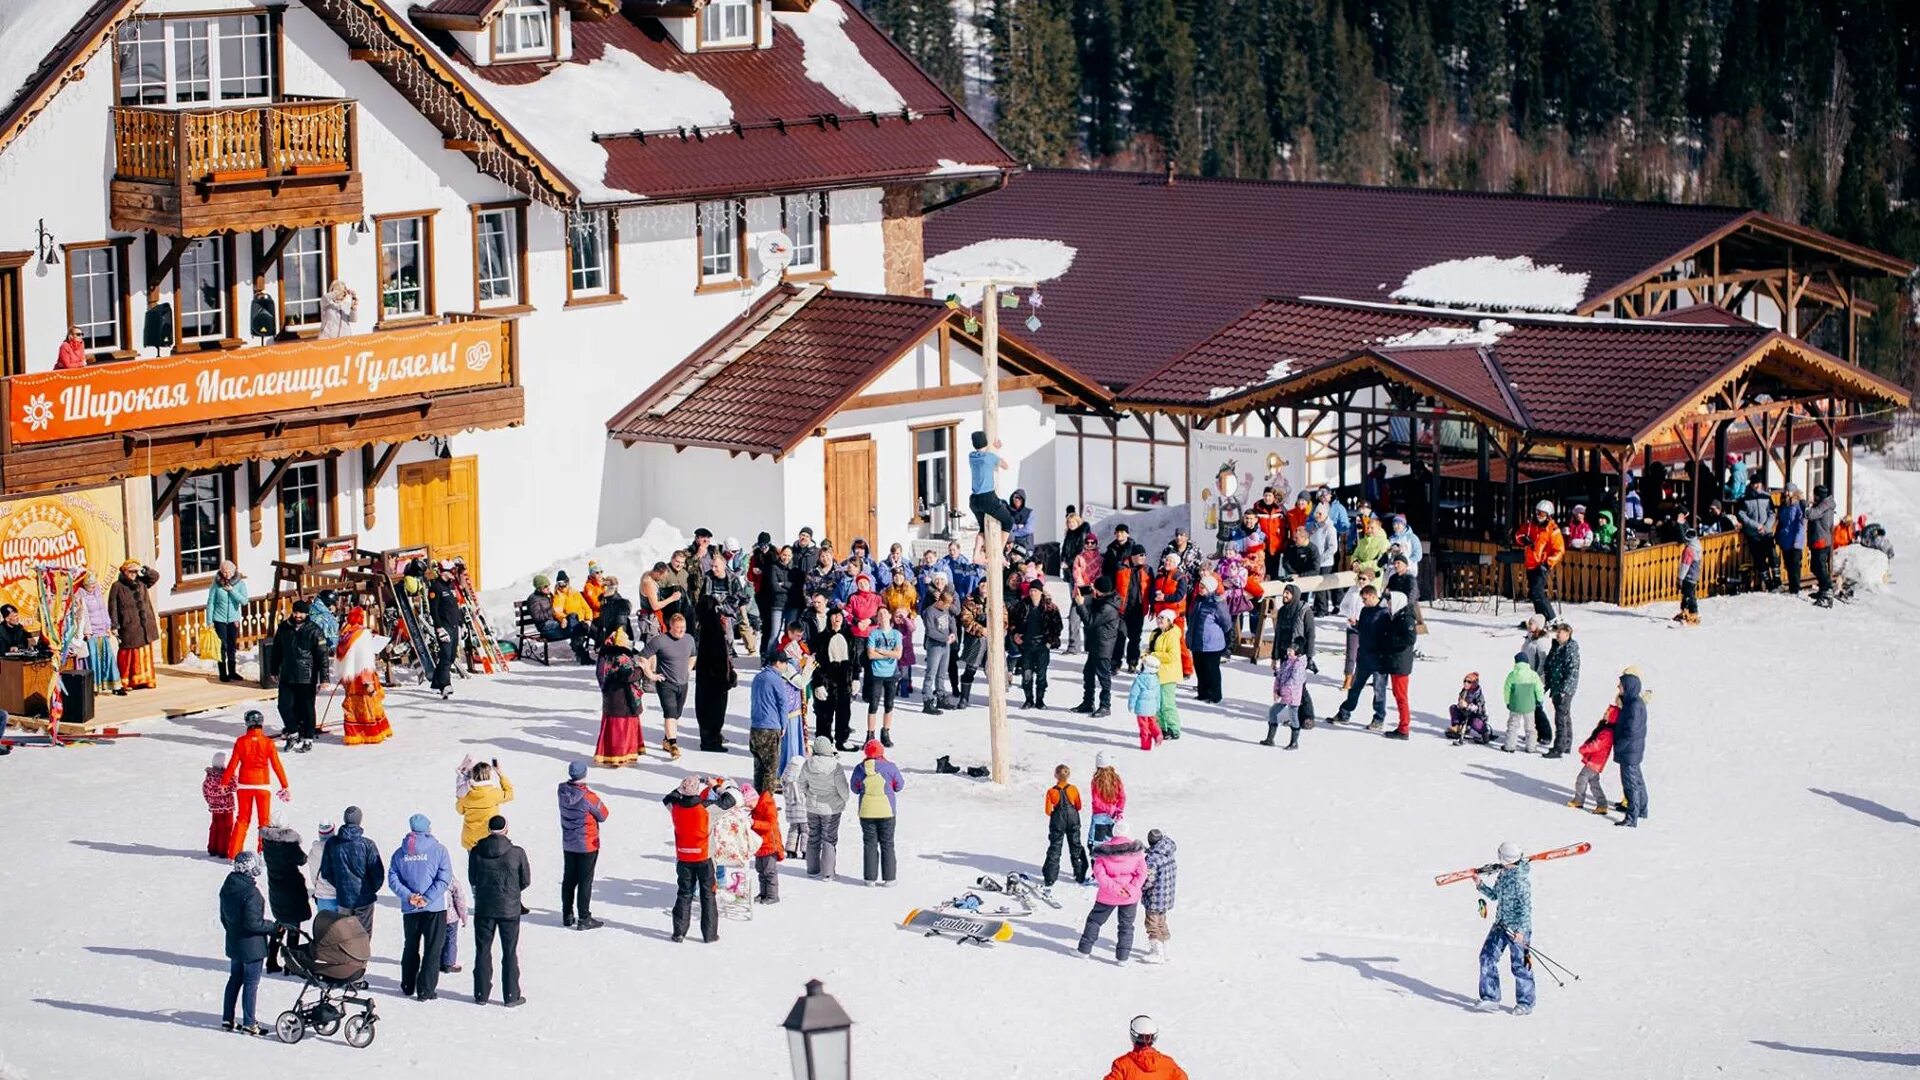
[1434,842,1591,886]
[902,908,1014,946]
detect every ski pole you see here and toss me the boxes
[1523,947,1564,988]
[1527,946,1580,982]
[316,685,339,735]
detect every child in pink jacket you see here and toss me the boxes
[1087,752,1126,847]
[203,753,237,857]
[1076,820,1149,961]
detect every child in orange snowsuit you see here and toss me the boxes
[202,752,237,857]
[752,788,785,903]
[221,712,290,858]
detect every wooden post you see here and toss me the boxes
[981,281,1009,786]
[1614,449,1630,606]
[1823,397,1837,493]
[1337,407,1348,490]
[1429,408,1443,540]
[1476,425,1491,540]
[1712,421,1729,504]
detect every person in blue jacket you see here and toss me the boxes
[1385,515,1423,568]
[219,852,278,1034]
[388,813,453,1000]
[319,805,384,933]
[1007,489,1036,552]
[1185,577,1233,704]
[1475,842,1535,1014]
[1613,670,1649,826]
[939,539,982,599]
[749,653,800,793]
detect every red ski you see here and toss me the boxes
[1433,842,1591,886]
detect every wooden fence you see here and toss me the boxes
[112,98,355,184]
[163,594,289,665]
[1437,532,1745,609]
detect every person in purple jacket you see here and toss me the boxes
[387,813,452,1001]
[848,740,904,886]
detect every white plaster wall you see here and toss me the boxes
[1055,412,1188,513]
[598,439,786,548]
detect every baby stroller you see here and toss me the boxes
[275,911,380,1048]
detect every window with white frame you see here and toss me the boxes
[116,15,273,106]
[176,472,227,579]
[279,227,328,330]
[475,206,521,306]
[568,210,612,297]
[914,425,954,533]
[279,461,326,557]
[378,215,430,319]
[700,0,754,46]
[782,193,825,273]
[493,0,552,59]
[177,238,227,342]
[67,246,123,352]
[697,201,741,283]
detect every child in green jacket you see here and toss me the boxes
[1502,651,1547,754]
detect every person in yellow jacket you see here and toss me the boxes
[1149,611,1184,739]
[552,571,593,627]
[456,760,515,850]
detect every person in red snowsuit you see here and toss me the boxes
[222,710,290,859]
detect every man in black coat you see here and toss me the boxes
[272,601,330,752]
[757,544,793,660]
[425,562,465,692]
[469,814,532,1006]
[1101,526,1145,581]
[1073,578,1122,718]
[220,852,279,1033]
[1376,591,1419,740]
[1333,586,1390,727]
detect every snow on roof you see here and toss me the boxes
[1207,358,1297,401]
[0,0,96,117]
[774,0,905,115]
[1389,255,1593,313]
[924,238,1076,305]
[1379,319,1516,349]
[487,45,734,201]
[929,158,1000,176]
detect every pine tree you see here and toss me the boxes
[864,0,965,97]
[1074,0,1129,160]
[1124,0,1201,168]
[1552,0,1621,137]
[1453,0,1508,128]
[1506,0,1547,137]
[1190,0,1276,177]
[987,0,1082,165]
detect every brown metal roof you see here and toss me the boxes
[448,2,1013,202]
[927,168,1802,389]
[413,0,501,18]
[607,285,1110,456]
[1642,304,1758,326]
[1123,297,1479,408]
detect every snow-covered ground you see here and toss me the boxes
[4,465,1919,1078]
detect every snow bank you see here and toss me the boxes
[775,0,906,114]
[925,238,1076,305]
[488,47,733,200]
[1380,319,1516,348]
[0,0,89,115]
[1082,501,1188,560]
[1207,359,1297,402]
[1833,544,1892,593]
[1390,256,1592,313]
[478,518,690,624]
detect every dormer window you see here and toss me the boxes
[493,0,553,60]
[700,0,754,47]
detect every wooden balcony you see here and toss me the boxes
[110,97,364,237]
[0,313,523,495]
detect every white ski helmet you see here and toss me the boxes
[1497,841,1523,865]
[1129,1015,1159,1042]
[1535,500,1554,515]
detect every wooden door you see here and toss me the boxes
[399,455,481,583]
[0,265,23,377]
[823,436,876,548]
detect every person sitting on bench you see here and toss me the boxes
[525,575,590,663]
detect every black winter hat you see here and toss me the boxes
[1094,575,1115,594]
[971,430,988,449]
[756,531,772,546]
[488,815,508,832]
[292,599,310,613]
[343,806,363,826]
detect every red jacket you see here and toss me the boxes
[1515,519,1566,570]
[221,730,288,790]
[1104,1048,1189,1080]
[1579,706,1618,771]
[751,792,784,860]
[1254,500,1287,554]
[665,784,734,862]
[845,589,884,638]
[1114,566,1149,614]
[1149,571,1188,617]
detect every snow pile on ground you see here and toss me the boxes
[0,0,90,116]
[925,238,1077,305]
[1833,544,1892,592]
[488,47,733,201]
[775,0,906,114]
[1381,319,1516,348]
[479,518,689,623]
[1390,256,1592,313]
[1083,501,1188,558]
[1208,359,1298,402]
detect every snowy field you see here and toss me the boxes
[4,467,1919,1079]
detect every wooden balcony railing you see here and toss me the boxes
[111,97,357,185]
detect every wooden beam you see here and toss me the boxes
[152,469,188,518]
[443,138,494,152]
[362,442,401,528]
[145,236,187,302]
[252,227,299,290]
[843,374,1048,413]
[247,456,292,546]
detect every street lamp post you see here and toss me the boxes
[782,978,853,1080]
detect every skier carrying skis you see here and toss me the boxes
[1475,841,1535,1015]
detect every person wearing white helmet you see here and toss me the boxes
[1103,1014,1189,1079]
[1475,841,1536,1015]
[1513,500,1565,622]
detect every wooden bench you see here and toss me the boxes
[513,600,572,666]
[1238,572,1358,660]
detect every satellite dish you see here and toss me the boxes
[757,231,794,276]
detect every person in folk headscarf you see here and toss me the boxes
[78,573,121,694]
[336,607,392,746]
[594,627,646,766]
[108,560,161,693]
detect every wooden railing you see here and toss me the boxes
[1619,533,1745,608]
[111,98,356,185]
[163,594,288,665]
[1440,532,1747,609]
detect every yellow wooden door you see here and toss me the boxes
[824,436,876,548]
[399,455,481,584]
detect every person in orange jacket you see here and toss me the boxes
[1105,1015,1188,1080]
[751,787,785,904]
[1513,500,1567,621]
[222,710,290,859]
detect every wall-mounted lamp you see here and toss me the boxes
[353,216,371,236]
[36,219,59,266]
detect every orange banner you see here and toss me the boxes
[9,319,505,444]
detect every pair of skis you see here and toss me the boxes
[1433,842,1591,886]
